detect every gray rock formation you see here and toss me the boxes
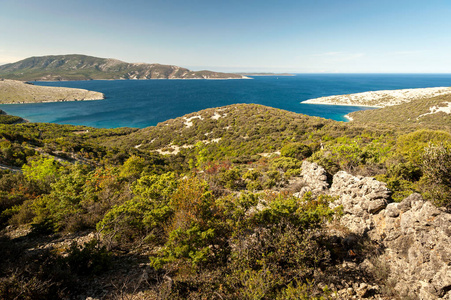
[329,171,391,236]
[299,164,451,299]
[294,161,330,197]
[372,193,451,299]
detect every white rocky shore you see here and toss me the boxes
[302,87,451,108]
[0,79,104,104]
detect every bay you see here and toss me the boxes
[1,74,451,128]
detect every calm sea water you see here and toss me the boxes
[2,74,451,128]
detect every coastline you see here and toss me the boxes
[0,79,105,105]
[23,76,252,82]
[301,87,451,108]
[301,101,380,108]
[0,98,105,105]
[344,114,354,121]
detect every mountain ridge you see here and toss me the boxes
[0,54,248,81]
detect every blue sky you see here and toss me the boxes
[0,0,450,73]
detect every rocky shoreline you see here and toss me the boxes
[0,79,104,104]
[302,87,451,108]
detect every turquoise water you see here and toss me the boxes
[1,74,451,128]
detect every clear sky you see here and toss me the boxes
[1,0,450,73]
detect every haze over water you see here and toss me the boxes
[2,74,451,128]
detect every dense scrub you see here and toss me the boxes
[1,104,451,298]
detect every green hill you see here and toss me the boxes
[349,93,451,129]
[0,102,450,299]
[0,54,247,81]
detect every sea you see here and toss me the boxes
[1,74,451,129]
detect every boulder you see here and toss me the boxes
[294,161,330,197]
[298,164,451,299]
[372,194,451,299]
[329,171,391,236]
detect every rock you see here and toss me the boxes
[385,203,400,218]
[364,193,451,299]
[379,196,451,299]
[398,192,422,212]
[329,171,391,235]
[294,161,330,197]
[298,163,451,299]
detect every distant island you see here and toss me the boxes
[302,87,451,108]
[0,54,249,81]
[0,79,104,104]
[238,72,294,76]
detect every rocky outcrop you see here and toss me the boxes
[299,162,451,299]
[294,161,330,197]
[329,171,391,236]
[372,194,451,299]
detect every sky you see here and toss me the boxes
[0,0,450,73]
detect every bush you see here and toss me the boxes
[98,172,177,245]
[419,142,451,208]
[281,143,312,160]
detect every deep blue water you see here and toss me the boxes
[1,74,451,128]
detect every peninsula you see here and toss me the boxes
[0,54,248,81]
[0,79,104,104]
[302,86,451,108]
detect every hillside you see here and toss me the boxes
[106,104,338,156]
[0,54,248,81]
[302,87,451,108]
[0,109,25,124]
[0,103,450,299]
[349,93,451,129]
[0,79,104,104]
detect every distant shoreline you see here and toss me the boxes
[301,87,451,108]
[0,98,105,105]
[301,101,379,108]
[23,77,252,82]
[238,73,294,77]
[0,79,105,105]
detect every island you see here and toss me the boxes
[0,79,104,104]
[0,54,249,81]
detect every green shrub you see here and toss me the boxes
[419,142,451,208]
[397,130,451,164]
[281,143,312,160]
[98,172,177,244]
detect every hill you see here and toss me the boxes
[0,54,248,81]
[0,109,25,124]
[0,103,450,299]
[349,93,451,129]
[302,87,451,108]
[0,79,104,104]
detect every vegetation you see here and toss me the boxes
[0,110,24,124]
[0,54,245,81]
[350,93,451,129]
[0,102,450,298]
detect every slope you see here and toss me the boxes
[0,54,247,81]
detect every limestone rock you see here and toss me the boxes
[294,161,330,197]
[371,194,451,299]
[329,171,391,235]
[293,163,451,299]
